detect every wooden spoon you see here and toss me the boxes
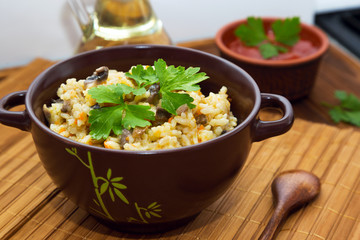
[258,169,321,240]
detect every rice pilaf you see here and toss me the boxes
[43,62,238,150]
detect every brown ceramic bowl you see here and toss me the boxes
[0,45,293,233]
[215,17,329,101]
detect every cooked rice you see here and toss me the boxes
[43,67,238,150]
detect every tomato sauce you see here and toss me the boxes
[229,31,318,60]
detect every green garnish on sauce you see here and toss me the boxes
[234,17,301,59]
[88,59,208,140]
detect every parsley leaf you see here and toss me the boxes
[259,43,279,59]
[335,90,360,109]
[88,84,154,140]
[234,17,301,59]
[88,85,124,104]
[153,59,208,115]
[122,104,155,129]
[89,105,125,139]
[259,43,289,59]
[234,17,267,46]
[160,91,196,115]
[125,65,158,88]
[88,84,145,104]
[324,90,360,127]
[272,17,301,46]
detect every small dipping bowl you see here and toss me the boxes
[215,17,329,101]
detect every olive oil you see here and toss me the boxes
[71,0,171,53]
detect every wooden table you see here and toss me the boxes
[0,39,359,239]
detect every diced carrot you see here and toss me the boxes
[104,140,112,149]
[194,89,202,96]
[198,125,204,131]
[168,117,174,123]
[195,109,202,116]
[78,112,86,121]
[58,127,66,133]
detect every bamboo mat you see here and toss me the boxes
[1,47,360,239]
[0,117,359,239]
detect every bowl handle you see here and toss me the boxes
[0,91,31,131]
[252,93,294,142]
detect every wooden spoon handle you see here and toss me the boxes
[258,206,286,240]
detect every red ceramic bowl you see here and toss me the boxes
[215,17,329,101]
[0,45,293,233]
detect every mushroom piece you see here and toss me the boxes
[43,105,51,123]
[146,83,160,104]
[84,66,109,87]
[195,114,207,125]
[61,100,71,113]
[132,127,147,138]
[119,129,132,148]
[176,104,189,115]
[153,107,172,126]
[51,98,63,104]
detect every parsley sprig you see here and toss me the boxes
[88,59,208,140]
[234,17,301,59]
[126,59,208,115]
[324,90,360,127]
[88,84,154,140]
